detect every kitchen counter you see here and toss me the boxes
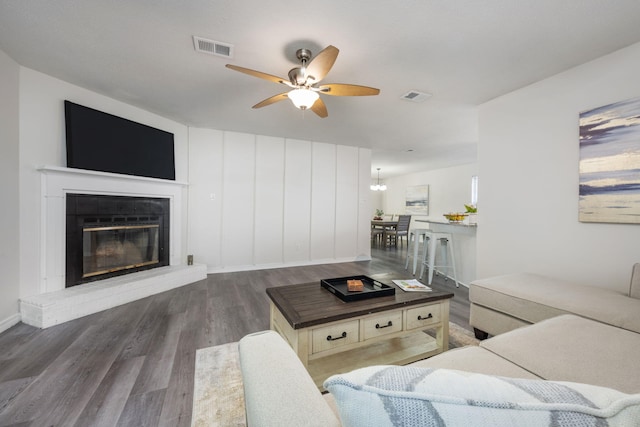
[416,219,477,227]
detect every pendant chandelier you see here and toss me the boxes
[370,168,387,191]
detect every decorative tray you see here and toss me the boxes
[321,275,396,302]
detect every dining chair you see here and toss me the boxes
[371,225,384,243]
[384,214,411,247]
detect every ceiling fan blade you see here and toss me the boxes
[226,64,289,85]
[252,93,289,109]
[305,45,339,84]
[318,83,380,96]
[310,97,328,118]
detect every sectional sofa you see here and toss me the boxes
[469,264,640,339]
[238,267,640,426]
[239,315,640,427]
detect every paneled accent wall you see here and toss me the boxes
[310,142,337,261]
[283,139,312,263]
[188,129,372,273]
[255,136,285,264]
[222,132,256,266]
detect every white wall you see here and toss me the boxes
[381,164,478,285]
[478,41,640,293]
[188,129,372,272]
[0,50,21,331]
[18,69,190,301]
[369,188,384,216]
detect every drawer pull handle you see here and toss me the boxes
[327,332,347,341]
[418,313,433,321]
[375,321,393,329]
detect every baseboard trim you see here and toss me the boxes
[205,256,372,274]
[0,313,21,334]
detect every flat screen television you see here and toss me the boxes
[64,100,176,180]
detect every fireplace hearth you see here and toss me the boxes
[66,194,170,287]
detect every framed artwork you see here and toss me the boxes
[579,96,640,224]
[405,185,429,215]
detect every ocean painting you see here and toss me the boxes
[579,97,640,224]
[405,185,429,215]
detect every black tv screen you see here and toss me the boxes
[64,100,175,180]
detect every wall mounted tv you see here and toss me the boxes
[64,100,176,180]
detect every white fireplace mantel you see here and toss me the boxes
[21,166,207,328]
[38,166,189,294]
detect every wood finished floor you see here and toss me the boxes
[0,244,470,426]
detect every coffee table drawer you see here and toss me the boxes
[363,311,403,340]
[406,304,441,330]
[312,320,360,353]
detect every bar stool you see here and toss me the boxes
[404,228,429,275]
[419,231,459,287]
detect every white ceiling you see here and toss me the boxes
[2,1,640,180]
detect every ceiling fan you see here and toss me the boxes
[226,45,380,118]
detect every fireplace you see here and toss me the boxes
[66,194,170,287]
[23,167,207,328]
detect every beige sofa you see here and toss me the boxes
[239,313,640,426]
[470,264,640,338]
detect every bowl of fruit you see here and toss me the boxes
[443,212,468,223]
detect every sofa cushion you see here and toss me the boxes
[324,366,640,427]
[410,345,541,379]
[470,273,640,333]
[630,263,640,299]
[480,315,640,394]
[470,302,533,336]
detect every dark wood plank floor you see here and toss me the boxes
[0,244,470,426]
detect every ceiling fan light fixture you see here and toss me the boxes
[226,45,378,117]
[287,88,319,109]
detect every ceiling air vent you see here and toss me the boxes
[193,36,234,58]
[401,90,432,103]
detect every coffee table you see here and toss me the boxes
[266,274,454,389]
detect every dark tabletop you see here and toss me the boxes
[267,273,454,329]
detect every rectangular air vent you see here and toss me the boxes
[401,90,432,103]
[193,36,234,58]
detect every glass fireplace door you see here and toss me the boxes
[82,224,160,278]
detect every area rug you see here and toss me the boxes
[436,321,480,349]
[191,322,479,427]
[191,342,245,427]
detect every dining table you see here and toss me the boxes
[371,219,398,245]
[371,220,398,228]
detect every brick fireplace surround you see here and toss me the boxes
[19,166,207,328]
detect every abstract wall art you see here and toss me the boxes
[579,96,640,224]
